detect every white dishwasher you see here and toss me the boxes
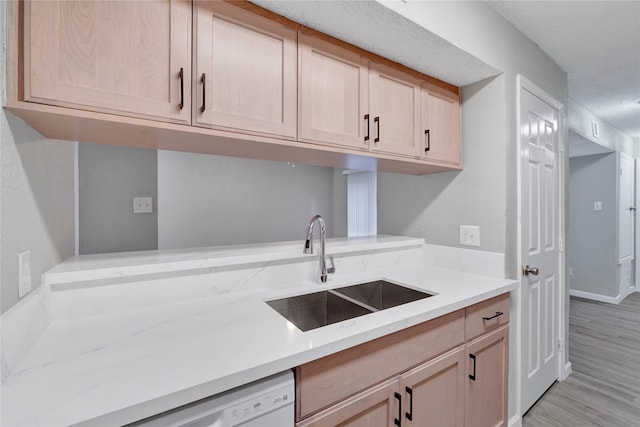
[129,370,294,427]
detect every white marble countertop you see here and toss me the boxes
[1,262,517,427]
[44,236,423,286]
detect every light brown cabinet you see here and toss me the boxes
[295,294,510,427]
[298,33,369,150]
[24,0,192,124]
[10,0,462,175]
[296,379,397,427]
[422,83,461,165]
[369,62,422,158]
[194,1,297,138]
[298,347,466,427]
[465,325,509,427]
[298,37,425,159]
[400,347,466,427]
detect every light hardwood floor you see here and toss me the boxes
[523,292,640,427]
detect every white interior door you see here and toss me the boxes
[619,152,635,296]
[519,78,562,414]
[637,158,640,288]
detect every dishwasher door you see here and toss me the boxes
[129,371,294,427]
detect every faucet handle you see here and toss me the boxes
[303,238,313,254]
[327,255,336,275]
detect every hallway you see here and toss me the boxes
[523,292,640,426]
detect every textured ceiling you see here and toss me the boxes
[251,0,500,86]
[488,0,640,140]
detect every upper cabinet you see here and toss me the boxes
[193,1,297,139]
[298,34,369,150]
[369,62,422,158]
[23,0,192,124]
[11,1,462,174]
[422,83,461,165]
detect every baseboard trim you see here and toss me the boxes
[508,414,523,427]
[559,361,572,381]
[569,289,625,304]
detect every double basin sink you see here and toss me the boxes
[266,280,433,331]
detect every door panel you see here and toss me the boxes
[465,325,509,427]
[369,62,421,157]
[298,34,369,150]
[295,379,396,427]
[401,347,465,427]
[520,84,561,413]
[422,83,461,165]
[194,1,296,138]
[25,0,192,124]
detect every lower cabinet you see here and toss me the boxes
[465,325,509,427]
[295,294,510,427]
[297,347,466,427]
[401,347,466,427]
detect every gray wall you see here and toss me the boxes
[379,75,506,252]
[1,3,75,313]
[569,153,618,297]
[157,151,339,249]
[78,144,158,254]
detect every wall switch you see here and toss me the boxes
[18,251,32,299]
[133,197,153,214]
[594,201,603,211]
[460,225,480,247]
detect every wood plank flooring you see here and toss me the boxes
[523,292,640,427]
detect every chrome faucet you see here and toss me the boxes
[304,214,335,283]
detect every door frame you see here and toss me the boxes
[515,75,571,422]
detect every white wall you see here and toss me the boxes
[569,153,618,298]
[1,2,75,314]
[157,151,339,249]
[78,144,158,254]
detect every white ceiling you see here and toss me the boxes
[487,0,640,140]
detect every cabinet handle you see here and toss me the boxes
[469,353,477,381]
[374,116,380,143]
[482,311,504,321]
[424,129,431,152]
[200,73,206,113]
[394,391,402,426]
[179,68,184,110]
[364,114,370,141]
[405,386,413,421]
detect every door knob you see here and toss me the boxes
[523,265,539,276]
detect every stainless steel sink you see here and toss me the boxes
[266,291,373,332]
[333,280,433,310]
[266,280,433,332]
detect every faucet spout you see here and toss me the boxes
[303,214,335,283]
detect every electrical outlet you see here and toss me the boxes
[133,197,153,214]
[18,251,32,299]
[460,225,480,247]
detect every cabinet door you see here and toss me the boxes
[369,62,421,158]
[194,1,296,138]
[400,347,465,427]
[422,83,461,165]
[296,379,397,427]
[466,324,509,427]
[24,0,191,124]
[298,33,369,150]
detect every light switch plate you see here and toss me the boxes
[460,225,480,247]
[133,197,153,214]
[594,201,603,211]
